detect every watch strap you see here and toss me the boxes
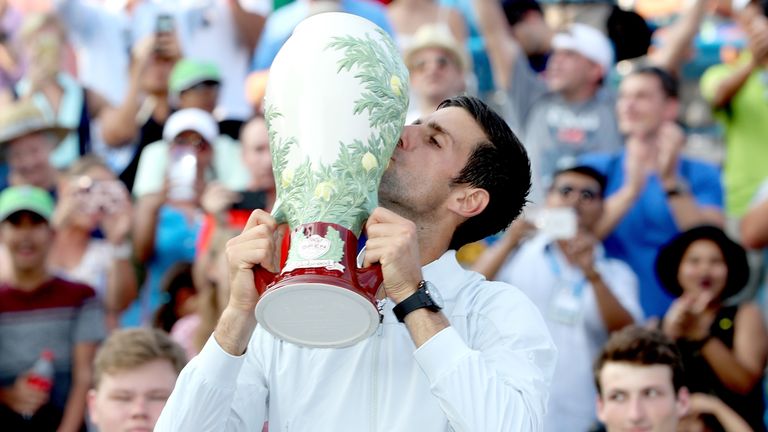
[393,280,442,323]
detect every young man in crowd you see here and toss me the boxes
[581,66,724,319]
[473,165,643,432]
[594,326,690,432]
[88,328,187,432]
[0,185,105,431]
[157,96,557,431]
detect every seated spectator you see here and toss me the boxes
[403,24,468,123]
[593,326,690,432]
[386,0,467,51]
[124,109,231,327]
[473,165,642,432]
[656,226,767,431]
[168,59,242,140]
[252,0,395,71]
[153,262,197,333]
[48,156,137,330]
[12,12,112,169]
[88,328,187,432]
[0,185,105,431]
[581,66,724,319]
[0,99,68,193]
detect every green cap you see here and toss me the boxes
[0,186,55,223]
[169,59,221,96]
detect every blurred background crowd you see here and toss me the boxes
[1,0,768,430]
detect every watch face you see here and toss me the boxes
[423,281,444,308]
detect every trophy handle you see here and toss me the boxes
[356,263,383,298]
[253,265,277,295]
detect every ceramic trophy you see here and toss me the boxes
[254,12,409,348]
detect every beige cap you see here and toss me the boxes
[0,100,70,146]
[403,24,469,72]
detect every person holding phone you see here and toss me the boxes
[473,165,642,432]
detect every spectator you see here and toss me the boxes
[12,12,112,169]
[0,0,23,100]
[252,0,395,70]
[678,393,752,432]
[473,165,642,432]
[0,185,105,431]
[581,66,724,319]
[88,328,187,432]
[700,0,768,217]
[403,24,468,123]
[48,155,137,330]
[153,262,197,333]
[656,226,767,431]
[741,177,768,250]
[593,326,690,432]
[498,0,552,73]
[387,0,467,51]
[99,32,181,192]
[124,109,223,327]
[0,99,68,193]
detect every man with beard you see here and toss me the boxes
[156,96,557,431]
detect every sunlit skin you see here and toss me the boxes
[676,239,728,300]
[616,74,678,139]
[88,359,178,432]
[597,362,690,432]
[545,172,603,231]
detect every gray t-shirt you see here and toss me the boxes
[505,58,622,202]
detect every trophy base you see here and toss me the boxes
[255,281,380,348]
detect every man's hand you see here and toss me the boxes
[201,182,240,218]
[224,209,279,313]
[560,232,597,274]
[623,135,654,195]
[662,291,716,341]
[363,207,423,304]
[656,122,686,186]
[0,374,50,417]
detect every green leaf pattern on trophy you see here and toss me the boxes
[267,28,409,236]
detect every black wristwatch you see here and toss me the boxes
[393,280,443,323]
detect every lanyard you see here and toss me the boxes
[545,246,587,298]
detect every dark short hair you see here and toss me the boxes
[440,96,531,250]
[629,66,679,99]
[594,326,685,396]
[502,0,543,27]
[550,165,607,197]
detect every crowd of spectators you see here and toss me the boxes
[0,0,767,430]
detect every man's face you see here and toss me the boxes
[409,47,465,104]
[7,133,56,189]
[617,74,676,138]
[545,172,603,231]
[597,362,689,432]
[178,81,220,113]
[0,211,53,274]
[379,106,484,220]
[88,359,179,432]
[546,49,600,94]
[240,119,274,191]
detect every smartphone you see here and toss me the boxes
[535,207,578,240]
[231,191,268,211]
[155,14,175,34]
[167,147,198,202]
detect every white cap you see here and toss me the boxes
[552,23,614,74]
[162,108,219,144]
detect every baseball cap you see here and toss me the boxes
[162,108,219,144]
[0,185,55,223]
[169,59,221,97]
[404,24,469,72]
[552,23,614,74]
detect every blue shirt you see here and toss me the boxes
[581,151,723,318]
[252,0,394,71]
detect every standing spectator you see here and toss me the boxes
[124,109,221,327]
[473,165,642,432]
[497,0,552,73]
[403,24,468,123]
[88,328,187,432]
[593,326,691,432]
[656,226,767,431]
[581,67,724,319]
[387,0,467,51]
[252,0,395,71]
[48,156,137,330]
[700,0,768,217]
[0,0,23,101]
[0,99,68,193]
[0,185,105,431]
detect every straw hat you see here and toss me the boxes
[403,24,470,72]
[0,100,70,147]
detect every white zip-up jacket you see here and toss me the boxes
[156,251,557,432]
